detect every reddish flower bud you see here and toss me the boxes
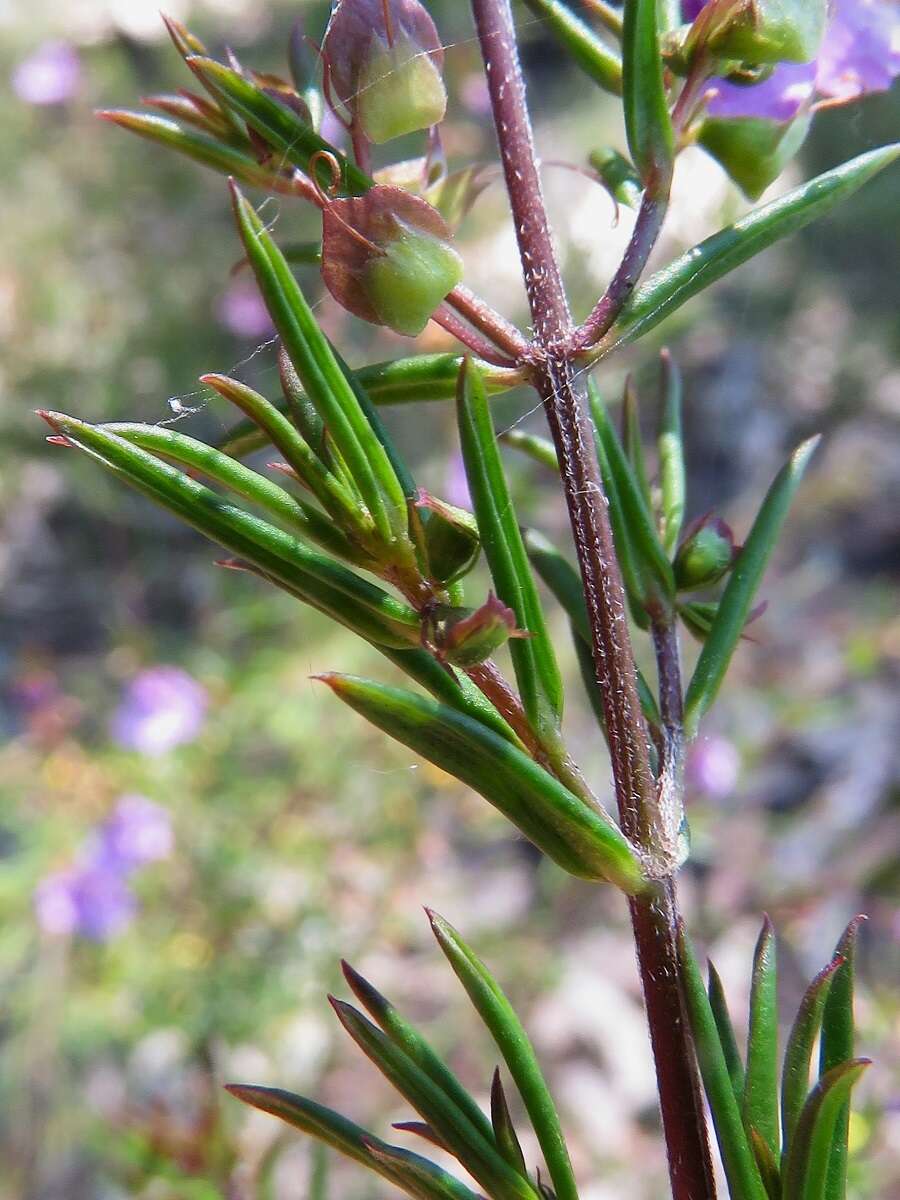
[674,514,739,591]
[321,184,463,336]
[424,594,528,669]
[322,0,446,143]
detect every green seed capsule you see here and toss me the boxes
[358,30,447,144]
[363,221,463,336]
[674,516,738,591]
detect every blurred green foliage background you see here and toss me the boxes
[1,2,898,1198]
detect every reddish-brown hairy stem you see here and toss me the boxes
[430,304,518,368]
[445,283,531,361]
[470,3,715,1195]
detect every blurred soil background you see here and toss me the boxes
[1,2,898,1198]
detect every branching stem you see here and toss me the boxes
[470,3,715,1195]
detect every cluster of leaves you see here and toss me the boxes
[42,2,898,1197]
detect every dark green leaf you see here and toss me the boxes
[589,381,675,616]
[819,916,865,1200]
[708,959,745,1102]
[684,437,819,737]
[458,359,564,741]
[330,999,538,1200]
[363,1140,487,1200]
[520,0,623,94]
[678,931,769,1200]
[743,917,780,1159]
[186,56,372,195]
[622,375,653,513]
[523,528,661,728]
[103,421,365,566]
[428,912,580,1200]
[219,355,524,458]
[318,674,645,892]
[781,956,842,1156]
[748,1126,781,1200]
[41,414,420,650]
[609,145,900,349]
[782,1060,871,1200]
[340,961,496,1148]
[657,348,685,556]
[492,1069,529,1178]
[622,0,674,188]
[230,184,409,546]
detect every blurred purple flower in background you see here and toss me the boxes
[686,735,741,800]
[97,794,175,870]
[685,0,900,122]
[12,42,82,107]
[216,279,274,339]
[34,796,172,942]
[443,451,472,509]
[110,666,208,756]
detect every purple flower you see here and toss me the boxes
[97,795,173,870]
[35,861,137,942]
[443,451,472,509]
[110,666,208,757]
[12,42,82,107]
[689,0,900,122]
[686,736,741,799]
[216,280,274,339]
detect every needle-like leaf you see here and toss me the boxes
[743,918,780,1160]
[340,961,497,1147]
[491,1069,529,1178]
[458,359,564,741]
[520,0,623,94]
[622,0,674,189]
[684,437,819,737]
[230,184,410,547]
[819,916,866,1200]
[678,931,769,1200]
[781,956,843,1156]
[428,912,580,1200]
[657,349,685,556]
[708,959,745,1102]
[317,674,645,892]
[330,999,539,1200]
[781,1060,871,1200]
[608,145,900,350]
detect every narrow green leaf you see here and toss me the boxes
[523,528,661,728]
[429,913,580,1200]
[103,422,366,566]
[589,380,675,614]
[748,1126,782,1200]
[276,345,330,467]
[309,1143,329,1200]
[491,1069,529,1178]
[220,355,523,458]
[161,13,244,139]
[318,675,645,892]
[97,111,295,191]
[520,0,623,94]
[42,414,420,651]
[201,372,365,533]
[819,916,865,1200]
[500,429,560,472]
[622,376,653,513]
[226,1085,478,1200]
[340,961,496,1148]
[678,931,769,1200]
[708,959,745,1102]
[611,145,900,348]
[458,359,564,741]
[657,349,685,556]
[331,1000,539,1200]
[782,1060,871,1200]
[363,1141,486,1200]
[684,437,819,736]
[781,956,842,1156]
[743,917,780,1160]
[230,184,409,546]
[185,56,372,195]
[622,0,674,188]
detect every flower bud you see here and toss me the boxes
[674,515,738,591]
[322,0,446,142]
[689,0,829,67]
[699,108,811,199]
[413,490,480,586]
[425,595,528,669]
[321,185,463,337]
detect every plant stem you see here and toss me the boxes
[470,3,715,1195]
[446,283,531,361]
[431,305,518,367]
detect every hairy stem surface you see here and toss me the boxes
[470,2,715,1194]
